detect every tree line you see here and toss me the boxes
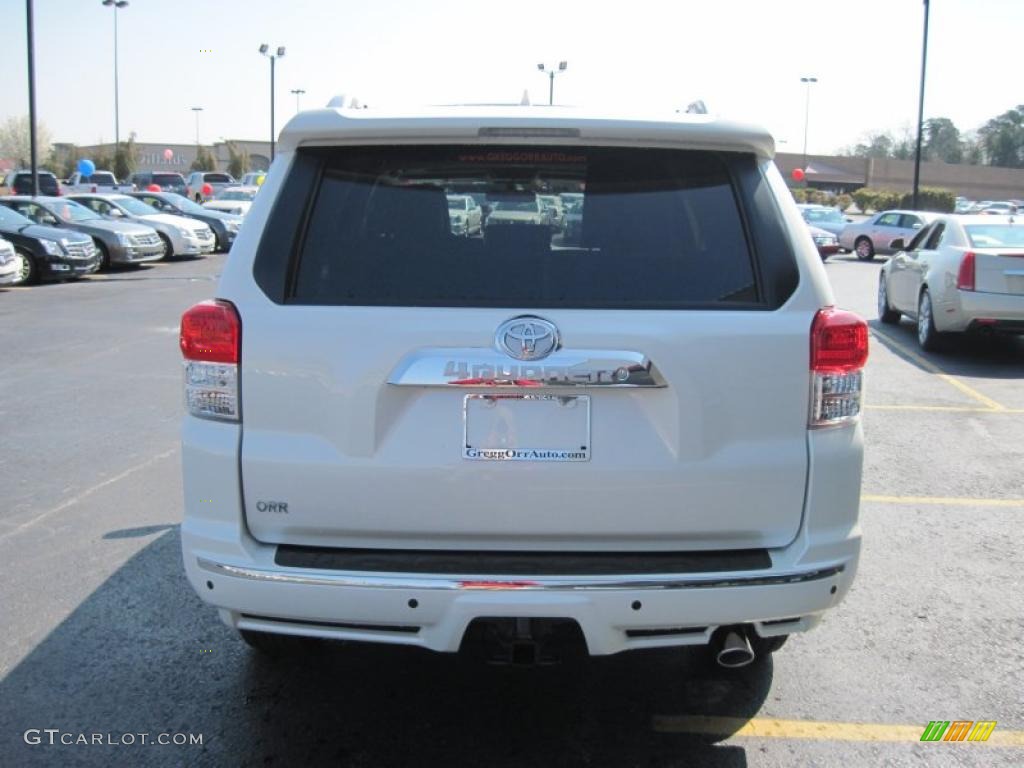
[838,105,1024,168]
[0,115,252,179]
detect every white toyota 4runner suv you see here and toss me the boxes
[179,106,867,667]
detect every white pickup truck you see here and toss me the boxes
[64,171,134,194]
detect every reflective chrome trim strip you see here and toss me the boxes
[387,348,667,388]
[197,557,843,591]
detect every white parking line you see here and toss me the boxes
[0,448,177,543]
[863,494,1024,508]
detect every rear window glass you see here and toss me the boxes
[153,174,184,185]
[285,146,760,309]
[203,174,232,183]
[965,224,1024,248]
[802,207,844,223]
[13,173,58,193]
[88,172,117,184]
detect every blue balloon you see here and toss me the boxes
[77,158,96,177]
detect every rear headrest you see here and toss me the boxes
[364,184,450,241]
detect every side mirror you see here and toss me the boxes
[889,238,905,251]
[846,217,853,222]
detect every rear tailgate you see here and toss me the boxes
[973,249,1024,295]
[237,144,812,553]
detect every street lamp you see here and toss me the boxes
[191,106,203,146]
[537,61,568,106]
[102,0,129,149]
[912,0,931,210]
[800,76,818,173]
[290,88,306,113]
[259,44,285,162]
[26,0,39,196]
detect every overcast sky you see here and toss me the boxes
[1,0,1020,154]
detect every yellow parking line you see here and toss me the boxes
[870,329,1007,412]
[862,494,1024,508]
[652,715,1024,746]
[865,404,1024,413]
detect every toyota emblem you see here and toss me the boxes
[495,317,560,361]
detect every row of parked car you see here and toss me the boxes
[954,197,1021,215]
[799,200,1024,262]
[793,201,1024,351]
[798,204,948,262]
[0,169,263,208]
[0,190,242,286]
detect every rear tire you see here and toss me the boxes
[917,288,946,351]
[877,274,901,324]
[855,237,875,261]
[239,630,318,658]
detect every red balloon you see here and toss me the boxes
[791,168,806,182]
[201,183,213,197]
[146,184,161,192]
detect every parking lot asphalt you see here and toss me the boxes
[0,254,1022,767]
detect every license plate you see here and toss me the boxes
[463,394,590,461]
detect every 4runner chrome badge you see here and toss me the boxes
[495,317,559,361]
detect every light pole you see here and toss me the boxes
[259,44,285,162]
[800,76,817,173]
[26,0,38,196]
[191,106,203,146]
[537,61,568,106]
[102,0,128,149]
[912,0,931,210]
[290,88,305,113]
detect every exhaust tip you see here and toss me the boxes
[715,630,755,668]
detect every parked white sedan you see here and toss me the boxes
[202,186,259,217]
[446,194,482,236]
[878,214,1024,350]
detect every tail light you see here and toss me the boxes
[180,300,240,421]
[956,251,976,291]
[810,307,868,427]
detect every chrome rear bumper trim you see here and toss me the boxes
[197,557,843,592]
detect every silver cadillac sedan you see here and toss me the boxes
[878,214,1024,350]
[839,209,935,261]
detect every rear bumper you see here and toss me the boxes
[937,289,1024,332]
[182,411,863,655]
[186,545,851,655]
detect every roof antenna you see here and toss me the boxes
[520,89,531,106]
[682,100,708,114]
